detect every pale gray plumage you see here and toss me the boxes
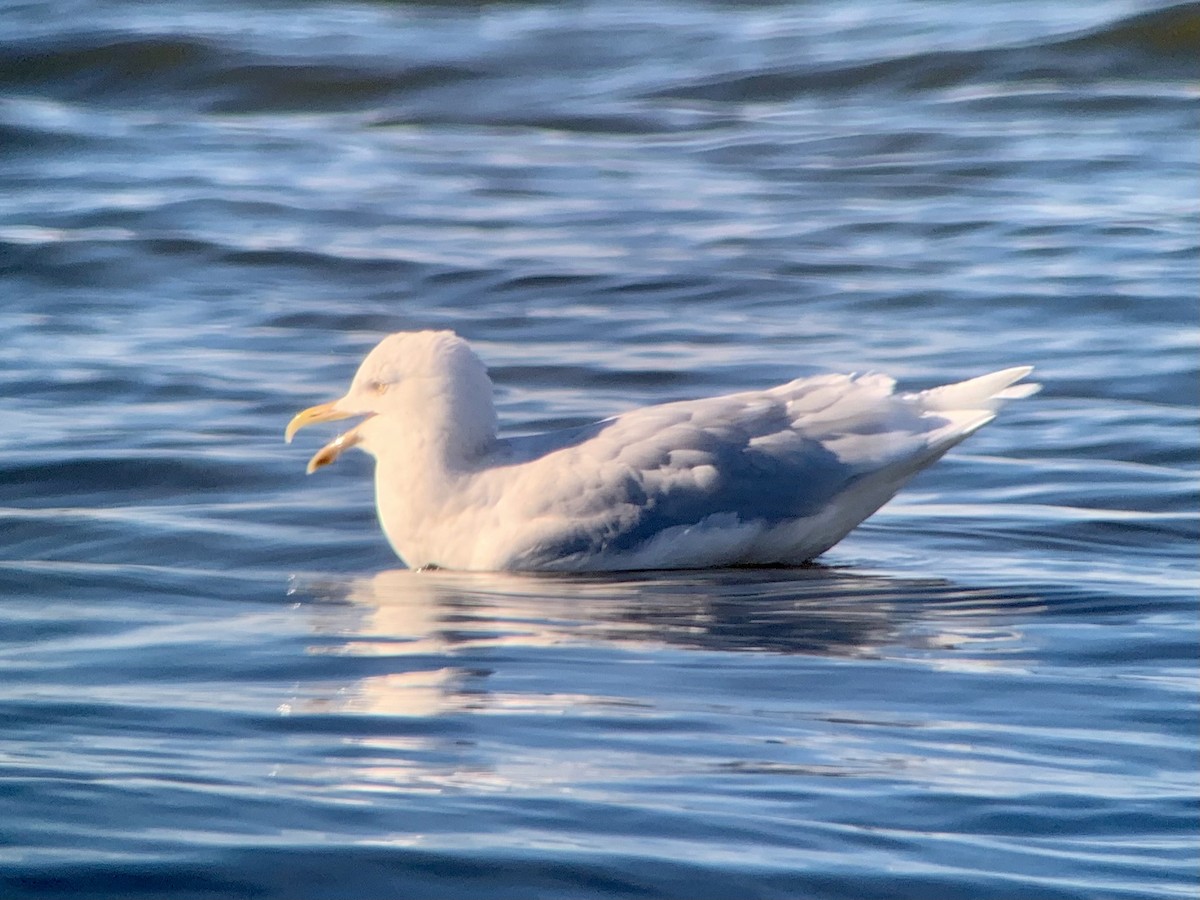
[287,331,1038,571]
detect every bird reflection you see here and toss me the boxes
[294,566,1040,721]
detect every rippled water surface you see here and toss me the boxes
[2,1,1197,898]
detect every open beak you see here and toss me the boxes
[285,400,366,474]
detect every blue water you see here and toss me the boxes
[2,1,1197,897]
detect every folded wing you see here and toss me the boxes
[488,367,1037,569]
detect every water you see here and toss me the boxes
[2,0,1197,897]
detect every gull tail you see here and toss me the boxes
[914,366,1040,448]
[788,366,1039,564]
[920,366,1040,411]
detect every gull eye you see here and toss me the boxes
[370,380,389,395]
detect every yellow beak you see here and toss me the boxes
[304,426,363,474]
[285,400,364,474]
[285,400,353,443]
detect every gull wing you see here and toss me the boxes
[482,368,1037,570]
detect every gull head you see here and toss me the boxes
[285,330,496,473]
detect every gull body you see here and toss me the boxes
[287,331,1037,572]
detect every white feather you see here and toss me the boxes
[291,331,1039,572]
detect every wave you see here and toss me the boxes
[649,3,1200,102]
[1,4,1193,116]
[0,31,481,112]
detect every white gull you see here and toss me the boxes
[286,331,1037,572]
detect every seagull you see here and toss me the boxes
[286,331,1037,572]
